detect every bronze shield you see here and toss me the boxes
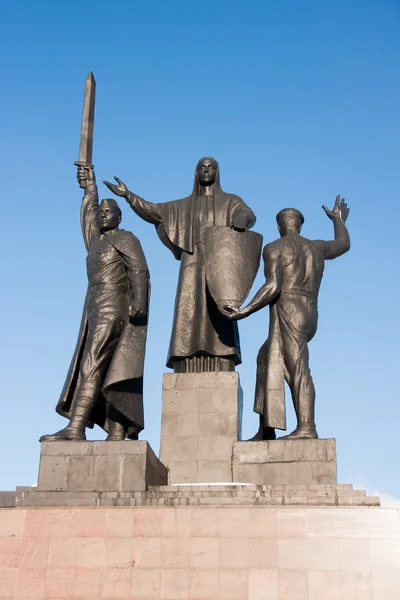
[204,226,263,308]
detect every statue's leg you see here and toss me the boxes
[40,316,123,442]
[107,404,129,441]
[277,299,318,440]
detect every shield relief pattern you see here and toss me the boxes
[204,226,263,308]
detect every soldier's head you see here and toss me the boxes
[276,208,304,237]
[196,157,218,187]
[97,199,122,233]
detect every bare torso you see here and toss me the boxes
[268,233,325,298]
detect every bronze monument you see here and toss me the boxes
[40,73,150,442]
[223,196,350,440]
[104,158,258,373]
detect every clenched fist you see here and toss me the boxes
[77,165,96,189]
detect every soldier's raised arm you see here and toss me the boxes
[103,176,162,225]
[78,166,101,251]
[317,195,350,260]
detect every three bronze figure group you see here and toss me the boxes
[40,75,350,444]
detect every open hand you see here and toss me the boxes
[103,176,128,198]
[322,195,350,223]
[77,165,95,189]
[220,304,241,320]
[230,214,248,231]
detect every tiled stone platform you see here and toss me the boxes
[0,504,398,599]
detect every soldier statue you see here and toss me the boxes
[40,166,150,442]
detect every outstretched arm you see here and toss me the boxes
[103,176,162,225]
[222,244,283,320]
[126,191,162,225]
[79,166,100,251]
[317,195,350,260]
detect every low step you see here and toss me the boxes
[14,483,380,508]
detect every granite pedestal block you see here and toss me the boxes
[38,440,167,493]
[233,439,337,485]
[160,372,242,484]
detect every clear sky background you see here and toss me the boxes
[1,0,399,502]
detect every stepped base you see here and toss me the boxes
[3,483,380,508]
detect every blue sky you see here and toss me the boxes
[1,0,399,500]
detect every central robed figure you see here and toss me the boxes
[104,157,257,373]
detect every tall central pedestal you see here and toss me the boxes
[160,372,242,484]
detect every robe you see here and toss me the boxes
[126,165,256,367]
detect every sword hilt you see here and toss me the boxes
[74,161,94,169]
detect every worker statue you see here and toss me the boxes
[222,196,350,440]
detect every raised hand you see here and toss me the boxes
[77,165,96,189]
[322,195,350,223]
[103,176,128,198]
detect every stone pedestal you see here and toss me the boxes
[233,439,337,485]
[160,372,242,484]
[3,501,399,600]
[38,440,167,493]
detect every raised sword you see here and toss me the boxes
[74,71,96,168]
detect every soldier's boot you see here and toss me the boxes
[106,405,127,441]
[106,420,126,441]
[278,422,318,440]
[39,426,86,442]
[39,395,94,442]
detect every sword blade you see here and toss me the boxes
[75,71,96,167]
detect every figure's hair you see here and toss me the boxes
[100,198,122,217]
[276,208,304,229]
